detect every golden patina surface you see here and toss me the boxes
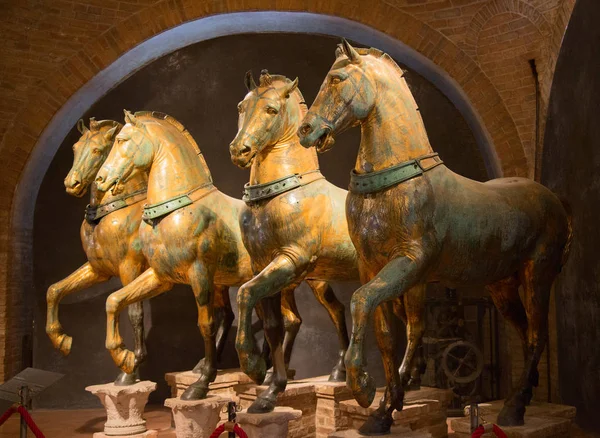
[46,118,148,386]
[299,41,572,434]
[230,71,359,413]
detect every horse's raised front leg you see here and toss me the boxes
[106,268,172,374]
[236,254,302,410]
[46,262,109,355]
[306,279,349,382]
[398,284,426,389]
[359,300,403,436]
[114,261,147,386]
[346,255,427,408]
[182,263,218,400]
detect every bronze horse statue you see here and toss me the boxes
[230,71,361,412]
[94,111,324,399]
[46,118,148,386]
[299,41,572,434]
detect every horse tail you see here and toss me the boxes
[560,199,573,266]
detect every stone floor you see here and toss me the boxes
[0,405,598,437]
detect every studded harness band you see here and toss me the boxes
[349,153,443,194]
[243,169,325,204]
[85,189,147,223]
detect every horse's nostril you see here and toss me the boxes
[73,180,81,187]
[240,145,251,154]
[95,176,104,183]
[299,123,312,136]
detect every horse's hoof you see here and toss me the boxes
[358,410,393,436]
[110,347,136,375]
[58,334,73,356]
[248,396,276,414]
[497,403,525,427]
[181,384,208,400]
[349,369,376,408]
[328,365,346,383]
[114,370,138,386]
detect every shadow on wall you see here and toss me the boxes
[33,33,487,408]
[541,0,600,432]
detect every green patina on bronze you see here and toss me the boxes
[299,40,572,435]
[349,152,442,194]
[141,181,214,221]
[46,118,148,387]
[230,70,360,414]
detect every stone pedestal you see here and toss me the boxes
[236,406,302,438]
[164,394,229,438]
[239,375,350,438]
[165,368,255,400]
[329,426,432,437]
[449,400,577,437]
[86,380,157,437]
[337,387,452,438]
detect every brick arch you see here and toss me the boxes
[1,3,529,379]
[463,0,553,58]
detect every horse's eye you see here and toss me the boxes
[331,77,342,85]
[267,107,278,115]
[92,149,101,155]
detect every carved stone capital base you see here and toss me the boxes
[86,380,157,436]
[236,406,302,438]
[165,394,229,438]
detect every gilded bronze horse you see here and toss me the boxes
[46,118,148,386]
[95,111,249,399]
[95,111,311,399]
[299,41,571,433]
[230,71,358,412]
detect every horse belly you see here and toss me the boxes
[81,214,134,275]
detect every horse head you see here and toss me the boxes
[298,39,379,153]
[65,118,122,197]
[229,70,302,168]
[95,110,154,195]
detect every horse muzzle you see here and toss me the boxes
[229,141,256,169]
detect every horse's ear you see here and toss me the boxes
[89,117,99,131]
[77,119,88,134]
[123,109,138,126]
[245,70,257,91]
[281,77,299,99]
[342,39,361,64]
[104,126,119,142]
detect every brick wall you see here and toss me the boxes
[0,0,575,382]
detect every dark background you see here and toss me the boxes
[32,33,487,408]
[541,0,600,431]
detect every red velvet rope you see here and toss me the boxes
[209,422,248,438]
[471,424,507,438]
[0,405,45,438]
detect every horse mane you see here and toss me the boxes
[134,110,201,155]
[336,45,406,79]
[133,110,212,181]
[258,73,308,119]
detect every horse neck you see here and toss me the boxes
[249,121,319,185]
[90,160,148,207]
[147,130,212,204]
[356,67,433,172]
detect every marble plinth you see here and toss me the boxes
[86,380,157,437]
[165,369,255,400]
[337,387,452,438]
[236,406,302,438]
[450,400,577,437]
[164,394,229,438]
